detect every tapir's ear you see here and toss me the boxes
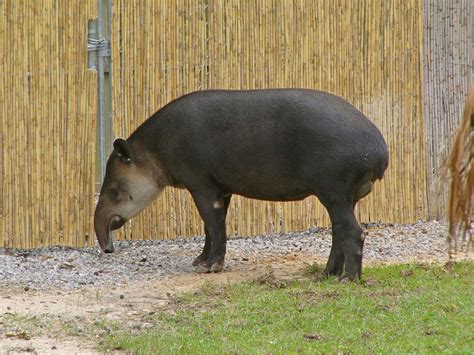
[113,138,134,164]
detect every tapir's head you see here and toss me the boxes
[94,138,163,253]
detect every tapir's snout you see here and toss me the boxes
[94,201,126,254]
[103,244,114,253]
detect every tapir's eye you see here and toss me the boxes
[129,195,133,201]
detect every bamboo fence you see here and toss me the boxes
[0,1,97,248]
[111,0,427,242]
[422,0,473,219]
[0,0,470,248]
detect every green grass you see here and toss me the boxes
[101,262,474,353]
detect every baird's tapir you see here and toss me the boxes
[94,89,389,281]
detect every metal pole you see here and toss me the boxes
[95,0,112,189]
[88,1,112,191]
[103,0,113,164]
[97,0,106,184]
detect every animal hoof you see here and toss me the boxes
[210,260,224,273]
[338,276,351,284]
[192,255,207,267]
[194,263,210,273]
[338,274,357,283]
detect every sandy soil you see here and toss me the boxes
[0,221,471,354]
[0,254,319,354]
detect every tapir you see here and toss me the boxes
[94,89,389,281]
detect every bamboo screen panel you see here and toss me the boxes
[111,0,427,241]
[0,1,97,248]
[422,0,472,219]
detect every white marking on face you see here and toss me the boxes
[116,172,162,220]
[213,200,224,209]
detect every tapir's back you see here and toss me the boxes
[130,89,388,199]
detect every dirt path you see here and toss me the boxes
[0,254,319,353]
[1,221,471,353]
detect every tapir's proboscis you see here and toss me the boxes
[94,89,389,281]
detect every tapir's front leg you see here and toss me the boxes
[192,196,232,269]
[192,226,211,267]
[191,191,230,273]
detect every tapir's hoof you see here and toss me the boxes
[194,263,211,273]
[338,276,351,284]
[192,254,208,267]
[323,267,344,278]
[338,274,358,283]
[210,260,224,273]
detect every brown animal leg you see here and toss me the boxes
[324,179,372,279]
[329,206,364,281]
[192,226,211,267]
[320,187,365,282]
[324,225,345,276]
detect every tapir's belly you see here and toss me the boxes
[213,168,313,201]
[201,143,321,201]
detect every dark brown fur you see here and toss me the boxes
[94,89,389,281]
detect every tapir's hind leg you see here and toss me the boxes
[328,205,364,281]
[320,179,372,281]
[321,199,364,281]
[191,191,231,273]
[324,226,345,276]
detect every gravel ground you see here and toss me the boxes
[0,220,463,291]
